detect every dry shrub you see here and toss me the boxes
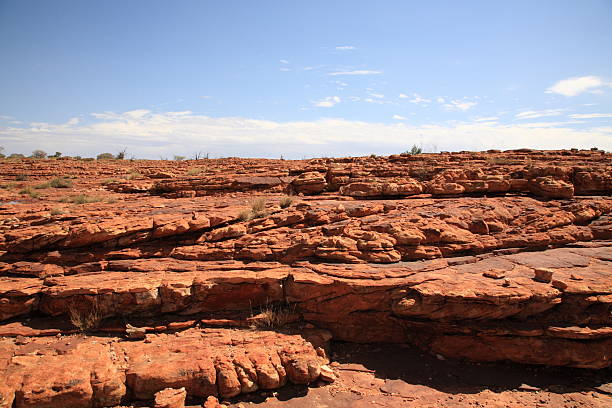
[238,198,268,221]
[279,196,294,209]
[68,299,102,332]
[249,302,297,330]
[50,207,66,216]
[187,168,205,176]
[61,194,102,204]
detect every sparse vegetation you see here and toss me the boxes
[68,299,102,332]
[125,171,140,180]
[96,152,115,160]
[8,153,25,159]
[50,207,67,216]
[0,182,17,190]
[50,152,62,158]
[19,187,41,198]
[404,144,423,155]
[61,194,103,204]
[101,178,118,185]
[116,148,127,160]
[187,168,205,176]
[239,198,268,221]
[173,155,185,161]
[249,302,296,330]
[31,149,47,159]
[35,177,73,189]
[279,196,294,209]
[193,151,209,160]
[15,174,28,181]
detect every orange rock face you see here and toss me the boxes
[0,149,610,406]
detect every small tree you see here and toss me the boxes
[97,153,114,160]
[404,144,422,155]
[31,149,47,159]
[50,151,62,158]
[116,148,127,160]
[9,153,25,159]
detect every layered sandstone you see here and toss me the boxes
[0,149,610,406]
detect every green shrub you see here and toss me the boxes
[31,150,47,159]
[404,144,422,155]
[96,153,114,160]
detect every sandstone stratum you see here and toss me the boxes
[0,148,610,407]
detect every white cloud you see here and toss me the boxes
[66,117,80,125]
[474,116,499,122]
[200,95,212,99]
[369,93,384,99]
[436,97,445,103]
[279,67,291,72]
[443,100,477,111]
[546,76,609,97]
[392,114,407,120]
[328,70,382,76]
[568,113,612,119]
[515,109,565,119]
[2,110,611,158]
[280,59,289,64]
[313,96,341,108]
[335,46,356,50]
[399,93,408,99]
[409,93,431,104]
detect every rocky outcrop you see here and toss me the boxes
[0,328,328,407]
[0,149,611,405]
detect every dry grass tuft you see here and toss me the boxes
[50,207,67,216]
[249,302,297,330]
[68,299,102,332]
[187,168,205,176]
[19,187,41,198]
[35,177,73,189]
[238,198,268,221]
[61,194,103,204]
[279,196,294,209]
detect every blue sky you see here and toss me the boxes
[1,0,611,158]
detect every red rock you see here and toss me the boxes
[154,387,187,408]
[291,172,327,195]
[533,268,554,283]
[528,177,574,199]
[203,395,221,408]
[0,150,611,404]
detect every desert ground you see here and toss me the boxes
[0,148,610,408]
